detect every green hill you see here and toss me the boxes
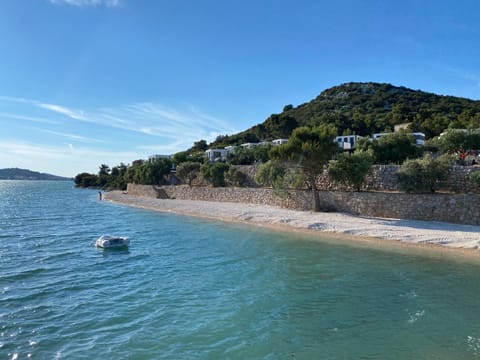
[209,82,480,148]
[0,168,72,181]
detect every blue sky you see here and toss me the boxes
[1,0,479,177]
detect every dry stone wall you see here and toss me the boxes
[237,164,480,193]
[125,183,480,225]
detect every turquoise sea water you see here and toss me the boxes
[2,181,480,359]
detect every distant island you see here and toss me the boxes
[0,168,72,181]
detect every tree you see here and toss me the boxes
[109,163,128,190]
[228,147,255,165]
[225,167,247,187]
[74,172,99,187]
[395,154,453,193]
[252,144,272,163]
[470,171,480,189]
[358,133,422,164]
[255,160,286,188]
[270,124,338,211]
[172,151,188,165]
[132,158,172,185]
[149,158,173,185]
[176,161,201,186]
[98,164,110,176]
[437,129,480,153]
[191,139,208,152]
[201,162,230,187]
[328,151,374,191]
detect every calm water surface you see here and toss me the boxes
[1,181,480,359]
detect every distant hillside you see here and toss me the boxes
[0,168,72,181]
[209,82,480,149]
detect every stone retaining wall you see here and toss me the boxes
[125,183,480,225]
[236,164,480,193]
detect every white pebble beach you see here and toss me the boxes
[104,191,480,255]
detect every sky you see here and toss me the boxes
[0,0,479,177]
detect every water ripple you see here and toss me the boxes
[2,181,480,359]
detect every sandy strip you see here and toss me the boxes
[104,191,480,253]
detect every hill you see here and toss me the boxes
[208,82,480,149]
[0,168,72,181]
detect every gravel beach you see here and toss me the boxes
[104,191,480,253]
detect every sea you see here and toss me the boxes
[2,180,480,359]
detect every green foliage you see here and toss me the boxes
[358,133,423,164]
[74,173,99,187]
[75,158,172,189]
[176,161,201,186]
[225,167,247,187]
[395,154,453,193]
[328,151,374,191]
[172,151,189,165]
[189,139,208,153]
[228,144,272,165]
[187,152,206,164]
[227,147,255,165]
[98,164,110,176]
[201,162,230,187]
[270,124,338,211]
[255,160,286,188]
[470,171,480,188]
[132,158,172,185]
[435,129,480,153]
[207,82,480,150]
[270,124,338,181]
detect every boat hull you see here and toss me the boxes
[96,236,130,248]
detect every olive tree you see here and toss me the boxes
[255,160,286,188]
[176,161,201,186]
[395,154,453,193]
[270,124,338,211]
[201,162,230,187]
[328,151,374,191]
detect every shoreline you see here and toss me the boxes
[104,191,480,257]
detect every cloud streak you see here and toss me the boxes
[0,139,145,176]
[48,0,121,7]
[0,95,239,155]
[38,103,88,120]
[36,100,238,146]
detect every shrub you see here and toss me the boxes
[225,167,247,187]
[358,133,422,164]
[201,162,230,187]
[470,171,480,188]
[255,160,286,188]
[395,154,453,193]
[176,161,201,186]
[328,151,374,191]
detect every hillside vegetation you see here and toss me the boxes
[209,82,480,149]
[0,168,71,181]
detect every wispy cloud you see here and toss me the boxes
[48,0,121,7]
[29,127,103,143]
[0,95,238,153]
[38,103,87,120]
[36,100,238,146]
[0,112,59,125]
[0,140,144,176]
[0,95,239,175]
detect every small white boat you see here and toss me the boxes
[96,235,130,249]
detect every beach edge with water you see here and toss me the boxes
[104,191,480,256]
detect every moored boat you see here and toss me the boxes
[96,235,130,248]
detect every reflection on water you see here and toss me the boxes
[1,181,480,359]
